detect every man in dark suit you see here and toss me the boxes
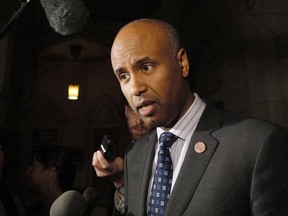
[93,18,288,215]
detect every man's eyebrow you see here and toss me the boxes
[114,67,124,74]
[114,56,151,74]
[134,56,150,66]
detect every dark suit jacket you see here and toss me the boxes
[124,104,288,216]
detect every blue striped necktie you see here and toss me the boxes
[148,132,177,216]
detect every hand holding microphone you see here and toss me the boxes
[92,135,124,187]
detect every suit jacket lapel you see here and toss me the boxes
[136,131,158,215]
[165,104,222,215]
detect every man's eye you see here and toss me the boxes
[142,64,152,71]
[119,73,128,80]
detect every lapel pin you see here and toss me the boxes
[194,142,206,153]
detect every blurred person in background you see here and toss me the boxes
[125,104,151,142]
[25,144,83,216]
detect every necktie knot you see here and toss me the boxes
[159,132,177,149]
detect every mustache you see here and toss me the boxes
[130,123,147,130]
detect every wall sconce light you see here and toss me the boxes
[68,84,80,100]
[68,45,81,100]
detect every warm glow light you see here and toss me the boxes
[68,84,80,100]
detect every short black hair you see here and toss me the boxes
[32,144,83,192]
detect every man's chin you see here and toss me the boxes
[141,115,159,128]
[131,131,145,140]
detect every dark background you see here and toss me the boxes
[1,0,288,215]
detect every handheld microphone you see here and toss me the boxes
[83,186,98,204]
[83,187,98,215]
[100,134,115,161]
[50,190,88,216]
[39,0,90,35]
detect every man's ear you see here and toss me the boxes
[177,48,189,78]
[47,166,56,180]
[124,105,129,118]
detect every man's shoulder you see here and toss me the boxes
[126,130,157,154]
[203,103,288,134]
[218,108,288,136]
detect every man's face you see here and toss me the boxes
[26,160,52,194]
[125,105,150,140]
[111,22,190,128]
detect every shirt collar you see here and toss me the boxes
[157,93,206,141]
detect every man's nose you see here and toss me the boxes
[136,117,144,125]
[130,75,147,96]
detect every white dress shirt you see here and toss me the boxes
[148,93,206,197]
